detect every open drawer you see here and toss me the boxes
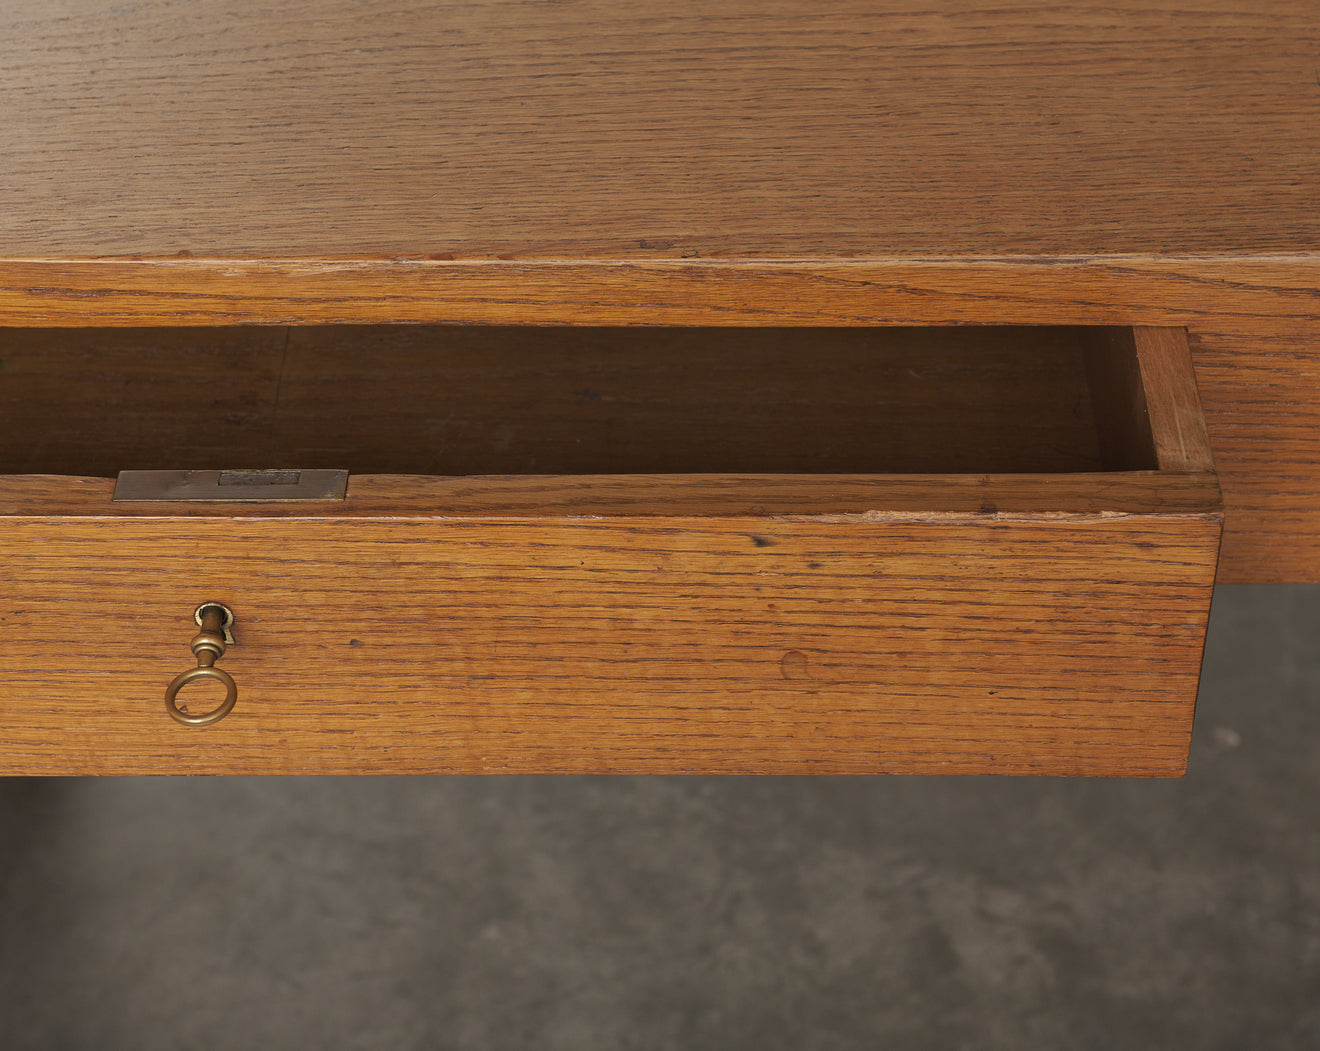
[0,325,1220,775]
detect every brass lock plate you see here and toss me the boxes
[112,469,348,502]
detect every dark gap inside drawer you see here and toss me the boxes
[0,325,1156,476]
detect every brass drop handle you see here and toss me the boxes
[164,603,238,726]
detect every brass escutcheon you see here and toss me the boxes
[164,603,238,726]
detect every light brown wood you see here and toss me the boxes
[0,2,1316,580]
[0,473,1224,520]
[1133,327,1216,474]
[0,325,1223,775]
[1078,325,1217,475]
[0,259,1308,581]
[3,257,1315,328]
[1,1,1315,259]
[0,513,1219,777]
[0,0,1303,775]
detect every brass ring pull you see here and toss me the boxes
[164,603,238,726]
[165,665,238,726]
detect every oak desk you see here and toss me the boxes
[0,1,1315,776]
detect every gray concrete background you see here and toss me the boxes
[1,585,1317,1049]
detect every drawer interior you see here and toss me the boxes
[0,325,1160,477]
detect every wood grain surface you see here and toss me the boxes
[1,1,1316,259]
[0,259,1308,581]
[0,1,1313,586]
[0,472,1224,519]
[0,323,1222,776]
[1132,327,1216,474]
[0,513,1220,776]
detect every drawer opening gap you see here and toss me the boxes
[0,325,1158,477]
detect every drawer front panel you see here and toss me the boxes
[0,514,1219,776]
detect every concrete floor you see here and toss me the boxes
[1,585,1317,1049]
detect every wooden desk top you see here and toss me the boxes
[2,0,1317,262]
